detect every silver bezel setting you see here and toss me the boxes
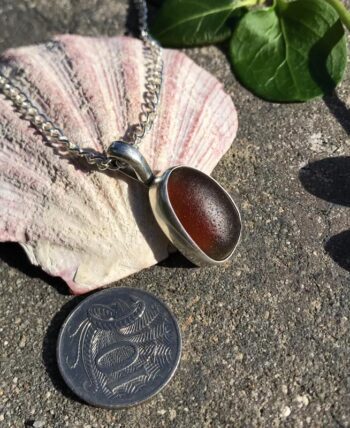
[149,166,242,267]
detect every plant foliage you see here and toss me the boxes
[151,0,350,102]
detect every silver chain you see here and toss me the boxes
[0,0,163,171]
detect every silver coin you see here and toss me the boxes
[57,287,181,408]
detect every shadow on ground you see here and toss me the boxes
[324,231,350,272]
[299,156,350,206]
[0,242,69,294]
[42,295,89,404]
[323,92,350,137]
[299,156,350,272]
[158,251,195,269]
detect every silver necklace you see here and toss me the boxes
[0,0,241,267]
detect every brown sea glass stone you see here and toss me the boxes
[167,167,241,261]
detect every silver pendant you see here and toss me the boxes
[108,141,242,266]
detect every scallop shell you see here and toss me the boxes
[0,35,238,294]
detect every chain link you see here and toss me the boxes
[126,0,163,147]
[0,0,163,171]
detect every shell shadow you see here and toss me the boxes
[0,242,69,295]
[42,295,89,404]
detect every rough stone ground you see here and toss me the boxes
[0,1,350,427]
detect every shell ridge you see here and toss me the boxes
[178,67,217,163]
[186,81,232,171]
[68,36,124,147]
[34,44,93,146]
[44,39,105,149]
[0,35,238,293]
[108,37,130,142]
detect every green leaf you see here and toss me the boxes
[229,0,347,102]
[151,0,249,47]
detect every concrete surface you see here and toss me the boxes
[0,1,350,427]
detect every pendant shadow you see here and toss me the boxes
[299,157,350,273]
[158,251,196,269]
[42,295,89,404]
[0,242,69,295]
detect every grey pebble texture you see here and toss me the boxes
[0,0,350,427]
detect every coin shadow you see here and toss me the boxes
[42,295,90,404]
[0,242,69,295]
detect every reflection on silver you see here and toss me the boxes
[108,141,242,266]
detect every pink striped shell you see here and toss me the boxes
[0,35,238,294]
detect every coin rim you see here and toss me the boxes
[57,287,182,409]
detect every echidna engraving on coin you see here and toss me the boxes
[57,288,181,408]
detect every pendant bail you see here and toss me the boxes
[108,141,154,185]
